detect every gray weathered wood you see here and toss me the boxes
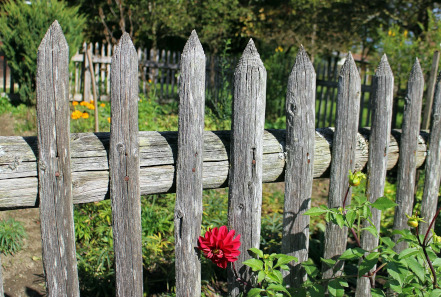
[419,73,441,235]
[422,51,440,130]
[109,33,142,297]
[174,31,205,297]
[36,21,79,297]
[0,129,429,208]
[356,55,394,297]
[322,53,361,279]
[392,59,424,253]
[227,39,266,296]
[281,47,315,287]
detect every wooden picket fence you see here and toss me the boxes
[0,20,440,297]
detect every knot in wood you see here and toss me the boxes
[175,210,184,219]
[116,143,125,154]
[238,203,244,210]
[38,160,47,171]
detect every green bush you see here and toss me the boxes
[0,0,86,105]
[0,218,27,255]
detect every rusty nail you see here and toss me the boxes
[55,171,60,177]
[192,168,196,172]
[252,160,256,165]
[124,176,129,181]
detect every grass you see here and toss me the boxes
[0,218,27,255]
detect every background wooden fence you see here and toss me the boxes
[0,21,441,297]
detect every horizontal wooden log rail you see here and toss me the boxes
[0,128,428,209]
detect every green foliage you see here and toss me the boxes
[0,96,37,135]
[0,0,86,104]
[0,218,27,255]
[244,248,297,297]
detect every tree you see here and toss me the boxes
[0,0,86,104]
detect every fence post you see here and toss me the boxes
[281,46,315,287]
[355,55,394,296]
[422,51,440,130]
[227,39,266,296]
[174,30,205,297]
[109,33,142,297]
[392,59,424,253]
[419,73,441,235]
[322,53,361,279]
[82,42,91,102]
[36,21,79,297]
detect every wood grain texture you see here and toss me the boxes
[0,129,429,208]
[281,47,315,287]
[323,53,361,279]
[174,31,205,297]
[109,33,142,297]
[356,55,394,297]
[393,59,424,253]
[36,21,79,297]
[419,73,441,235]
[227,39,266,296]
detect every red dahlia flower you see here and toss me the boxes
[197,226,241,269]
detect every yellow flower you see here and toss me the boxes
[81,112,89,119]
[90,100,94,104]
[87,103,95,110]
[404,30,408,38]
[107,117,111,123]
[72,101,78,106]
[275,46,283,53]
[100,103,106,108]
[388,30,392,36]
[80,101,87,106]
[148,79,152,84]
[71,110,82,120]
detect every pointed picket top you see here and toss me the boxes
[236,39,264,70]
[339,52,359,77]
[182,30,204,55]
[292,45,315,74]
[38,20,68,52]
[376,54,393,77]
[409,58,423,82]
[112,32,136,63]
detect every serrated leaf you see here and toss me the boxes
[432,258,441,267]
[267,284,291,296]
[362,225,378,238]
[398,247,419,259]
[387,260,406,286]
[328,279,344,297]
[304,207,328,216]
[339,247,367,260]
[371,197,397,210]
[308,284,325,297]
[302,259,318,277]
[266,270,283,284]
[247,288,264,297]
[380,237,395,249]
[359,252,380,277]
[405,257,425,282]
[243,258,263,271]
[321,257,336,267]
[331,213,345,228]
[371,288,386,297]
[280,264,290,271]
[249,247,264,258]
[275,255,298,268]
[257,270,266,284]
[429,289,441,297]
[345,210,357,227]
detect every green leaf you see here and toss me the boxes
[359,252,380,277]
[249,247,264,258]
[274,255,298,268]
[371,288,386,297]
[371,197,397,210]
[380,237,395,249]
[405,257,425,282]
[308,284,325,297]
[398,247,419,259]
[345,210,357,227]
[321,257,336,267]
[328,279,345,297]
[247,288,264,297]
[304,207,328,216]
[339,247,367,260]
[362,225,378,238]
[432,258,441,267]
[266,270,283,284]
[243,258,263,271]
[429,289,441,297]
[267,284,291,296]
[257,270,266,284]
[387,260,407,286]
[302,259,318,277]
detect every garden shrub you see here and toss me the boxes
[0,0,86,105]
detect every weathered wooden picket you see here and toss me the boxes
[1,20,441,297]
